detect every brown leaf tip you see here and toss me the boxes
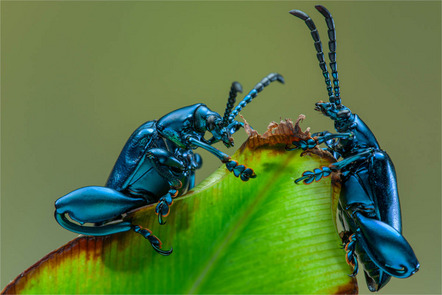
[1,236,105,295]
[244,114,312,149]
[241,115,337,162]
[241,114,259,138]
[332,278,359,295]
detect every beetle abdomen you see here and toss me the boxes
[369,150,402,232]
[106,120,157,191]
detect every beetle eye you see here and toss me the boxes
[206,115,218,131]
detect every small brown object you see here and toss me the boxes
[242,114,335,162]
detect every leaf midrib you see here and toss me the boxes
[186,153,294,294]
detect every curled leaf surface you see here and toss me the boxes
[2,118,357,295]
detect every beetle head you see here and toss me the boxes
[206,115,234,148]
[315,100,354,130]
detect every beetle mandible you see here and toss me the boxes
[287,6,419,291]
[54,73,284,255]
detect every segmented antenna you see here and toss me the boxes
[315,5,341,105]
[222,82,243,127]
[289,9,334,101]
[227,73,284,123]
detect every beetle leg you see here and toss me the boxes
[145,148,184,189]
[55,186,147,226]
[188,171,196,190]
[225,160,256,181]
[294,166,332,184]
[132,225,172,256]
[286,138,318,150]
[315,132,352,145]
[192,153,203,170]
[187,137,231,162]
[312,131,342,157]
[340,173,419,288]
[352,212,419,278]
[155,189,179,225]
[294,149,371,184]
[54,186,174,255]
[186,137,256,181]
[186,153,202,190]
[288,132,352,151]
[343,233,359,276]
[330,148,374,170]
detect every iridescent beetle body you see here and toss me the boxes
[55,73,284,255]
[288,6,419,291]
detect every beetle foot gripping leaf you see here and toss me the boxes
[132,225,173,256]
[155,189,178,225]
[295,166,333,184]
[2,115,357,295]
[343,233,359,277]
[225,160,256,181]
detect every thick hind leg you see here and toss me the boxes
[351,212,419,279]
[341,175,419,283]
[55,186,147,224]
[55,186,171,255]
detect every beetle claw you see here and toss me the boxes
[156,192,175,225]
[151,243,173,256]
[156,202,169,225]
[133,225,173,256]
[148,235,173,256]
[158,213,166,225]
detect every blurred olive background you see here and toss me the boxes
[1,1,440,294]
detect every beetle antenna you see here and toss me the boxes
[222,82,243,127]
[315,5,341,106]
[228,73,284,123]
[289,9,334,101]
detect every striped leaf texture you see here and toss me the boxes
[2,119,357,294]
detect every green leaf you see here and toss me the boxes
[2,120,357,294]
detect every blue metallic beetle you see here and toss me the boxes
[288,6,419,291]
[55,73,284,255]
